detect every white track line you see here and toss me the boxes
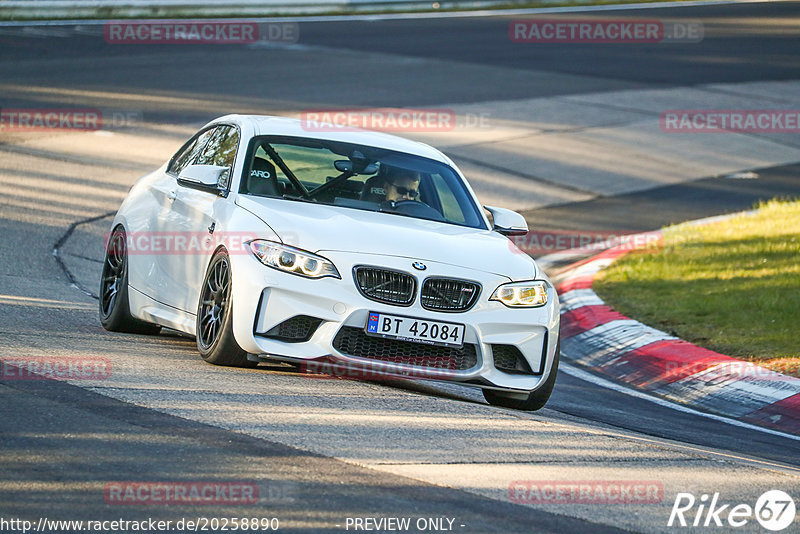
[559,360,800,442]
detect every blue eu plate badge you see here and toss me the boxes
[367,313,380,333]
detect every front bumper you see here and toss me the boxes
[230,250,560,393]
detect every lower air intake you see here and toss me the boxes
[333,326,478,371]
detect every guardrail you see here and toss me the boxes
[0,0,583,20]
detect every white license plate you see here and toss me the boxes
[365,312,465,348]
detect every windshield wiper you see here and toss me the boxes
[282,194,318,203]
[377,206,417,219]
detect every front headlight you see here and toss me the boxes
[248,240,340,279]
[490,280,548,307]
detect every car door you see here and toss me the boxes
[164,124,241,314]
[127,127,215,303]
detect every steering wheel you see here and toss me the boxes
[385,199,446,222]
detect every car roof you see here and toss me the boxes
[209,114,452,165]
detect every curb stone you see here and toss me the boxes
[553,221,800,437]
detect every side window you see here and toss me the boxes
[167,128,214,176]
[196,126,240,188]
[431,173,467,224]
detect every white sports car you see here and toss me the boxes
[100,115,560,410]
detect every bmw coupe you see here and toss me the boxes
[100,115,560,410]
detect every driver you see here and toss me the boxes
[382,166,421,203]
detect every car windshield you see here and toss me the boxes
[239,136,487,229]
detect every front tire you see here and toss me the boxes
[99,226,161,335]
[483,338,560,411]
[196,249,255,367]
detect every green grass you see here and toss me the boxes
[594,199,800,377]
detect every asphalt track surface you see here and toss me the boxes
[1,2,800,532]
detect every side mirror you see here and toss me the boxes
[484,205,528,236]
[178,164,229,191]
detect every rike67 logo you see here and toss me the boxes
[668,490,796,531]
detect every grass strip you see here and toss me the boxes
[594,198,800,377]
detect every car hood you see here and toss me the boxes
[236,195,537,280]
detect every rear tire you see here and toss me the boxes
[99,226,162,335]
[483,338,560,411]
[196,250,256,368]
